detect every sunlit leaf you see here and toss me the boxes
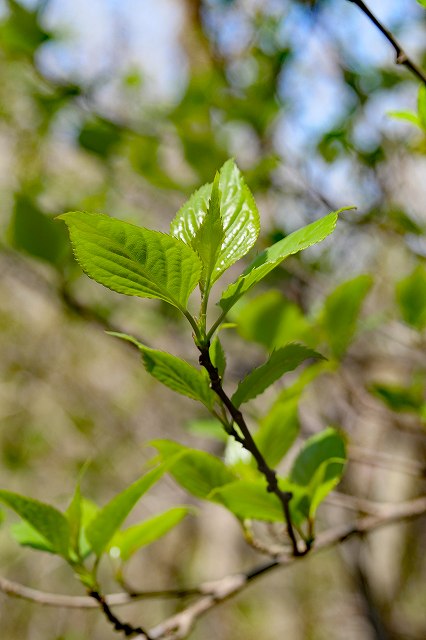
[58,212,202,312]
[171,159,260,282]
[290,427,346,487]
[254,397,300,467]
[232,344,324,408]
[220,209,350,314]
[108,333,215,409]
[0,491,70,558]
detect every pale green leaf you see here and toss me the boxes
[85,466,164,556]
[58,211,202,312]
[387,110,421,128]
[109,507,190,562]
[321,274,373,358]
[220,209,350,314]
[308,458,346,517]
[0,491,70,558]
[192,172,224,289]
[232,344,324,408]
[151,440,236,499]
[185,417,228,442]
[10,520,55,554]
[108,333,215,409]
[171,159,260,282]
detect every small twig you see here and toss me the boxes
[89,590,152,639]
[198,344,306,556]
[346,0,426,85]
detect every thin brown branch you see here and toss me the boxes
[198,344,306,556]
[1,496,425,639]
[347,0,426,85]
[146,495,426,640]
[89,589,152,639]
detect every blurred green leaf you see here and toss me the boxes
[254,397,300,468]
[9,195,69,266]
[290,427,346,487]
[232,344,324,408]
[151,440,236,499]
[185,417,228,441]
[220,209,349,314]
[320,274,373,358]
[369,381,425,416]
[0,491,70,558]
[10,520,55,554]
[0,0,53,57]
[396,265,426,330]
[58,212,202,312]
[109,507,190,562]
[78,119,121,157]
[233,290,313,350]
[109,333,215,409]
[85,466,164,556]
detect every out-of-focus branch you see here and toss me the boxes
[346,0,426,85]
[1,496,425,639]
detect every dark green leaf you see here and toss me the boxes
[232,344,324,408]
[0,491,70,558]
[58,212,202,313]
[9,195,69,266]
[396,265,426,330]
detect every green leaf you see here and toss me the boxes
[151,440,236,499]
[10,520,55,554]
[232,290,313,350]
[387,111,421,128]
[109,333,215,409]
[419,86,426,130]
[171,159,260,282]
[396,265,426,330]
[58,212,202,312]
[66,483,82,557]
[185,417,228,442]
[9,195,69,266]
[219,209,350,314]
[290,427,346,487]
[192,172,225,290]
[321,275,373,358]
[369,381,425,415]
[232,344,324,408]
[209,335,226,380]
[109,507,190,562]
[308,458,346,518]
[0,491,70,558]
[210,479,308,525]
[85,466,164,556]
[254,397,300,468]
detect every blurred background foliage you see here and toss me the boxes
[0,0,425,638]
